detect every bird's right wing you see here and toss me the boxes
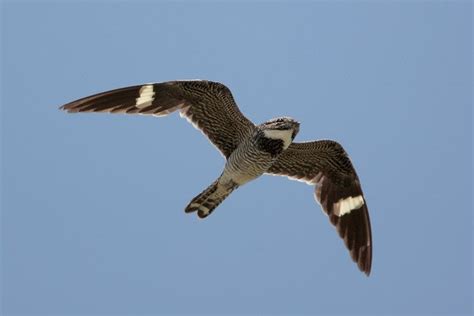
[60,80,255,158]
[266,140,373,275]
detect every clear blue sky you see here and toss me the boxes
[1,1,472,315]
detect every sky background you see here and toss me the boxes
[1,1,472,315]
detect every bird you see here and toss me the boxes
[59,80,373,275]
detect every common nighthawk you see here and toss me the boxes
[60,80,373,275]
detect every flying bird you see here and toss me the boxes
[60,80,373,275]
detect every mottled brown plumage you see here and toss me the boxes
[60,80,373,276]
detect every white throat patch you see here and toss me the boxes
[334,195,364,217]
[263,129,293,149]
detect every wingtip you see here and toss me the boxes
[59,103,73,112]
[363,264,372,276]
[59,102,83,113]
[362,260,372,276]
[358,248,372,276]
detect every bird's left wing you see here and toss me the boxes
[266,140,373,275]
[60,80,255,158]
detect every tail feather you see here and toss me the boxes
[185,180,237,218]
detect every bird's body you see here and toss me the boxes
[225,123,297,185]
[60,80,373,275]
[187,120,298,217]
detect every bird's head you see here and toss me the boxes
[259,117,300,149]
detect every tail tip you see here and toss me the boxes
[185,203,212,218]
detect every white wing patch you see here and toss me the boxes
[263,129,293,149]
[135,84,155,108]
[334,195,364,217]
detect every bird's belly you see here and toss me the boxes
[228,171,259,186]
[222,153,274,186]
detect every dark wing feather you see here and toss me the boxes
[267,140,373,275]
[60,80,255,158]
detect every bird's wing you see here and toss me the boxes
[266,140,372,275]
[60,80,255,158]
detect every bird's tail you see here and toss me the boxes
[185,179,238,218]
